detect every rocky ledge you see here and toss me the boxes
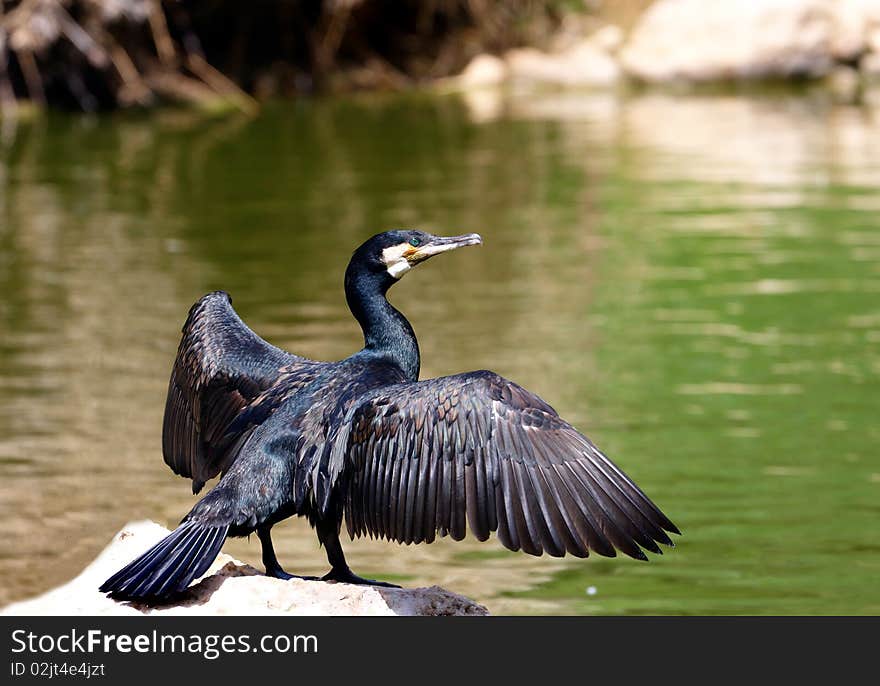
[453,0,880,98]
[0,521,488,616]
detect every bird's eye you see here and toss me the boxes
[408,238,421,247]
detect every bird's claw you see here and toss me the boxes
[321,567,401,588]
[266,569,319,582]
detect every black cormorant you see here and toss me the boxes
[100,230,679,600]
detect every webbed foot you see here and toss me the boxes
[265,567,319,582]
[321,566,400,588]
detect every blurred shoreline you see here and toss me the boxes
[3,1,880,116]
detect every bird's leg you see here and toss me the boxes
[257,526,318,581]
[316,519,400,588]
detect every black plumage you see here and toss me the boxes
[100,230,679,601]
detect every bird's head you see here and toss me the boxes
[351,230,483,281]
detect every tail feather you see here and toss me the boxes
[104,526,186,587]
[149,527,212,598]
[189,528,227,581]
[126,526,207,599]
[99,522,229,601]
[153,527,225,598]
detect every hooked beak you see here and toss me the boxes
[410,233,482,262]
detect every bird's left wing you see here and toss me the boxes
[163,291,321,493]
[338,370,679,559]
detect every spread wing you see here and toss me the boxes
[340,370,679,559]
[162,291,319,493]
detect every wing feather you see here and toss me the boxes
[162,291,319,493]
[413,426,431,543]
[403,450,420,545]
[340,370,678,560]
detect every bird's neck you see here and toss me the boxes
[345,269,420,381]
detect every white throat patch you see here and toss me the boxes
[382,244,413,279]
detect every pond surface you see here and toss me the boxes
[1,91,878,614]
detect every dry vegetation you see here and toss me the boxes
[0,0,562,113]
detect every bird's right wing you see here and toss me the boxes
[339,370,679,559]
[162,291,319,493]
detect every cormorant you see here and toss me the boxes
[100,230,679,600]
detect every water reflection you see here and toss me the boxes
[1,92,878,614]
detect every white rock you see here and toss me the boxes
[832,0,880,58]
[591,25,625,54]
[833,0,870,58]
[507,41,620,88]
[869,25,880,52]
[564,41,622,85]
[862,51,880,76]
[456,54,508,89]
[621,0,837,83]
[0,521,488,616]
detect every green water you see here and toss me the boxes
[1,92,878,614]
